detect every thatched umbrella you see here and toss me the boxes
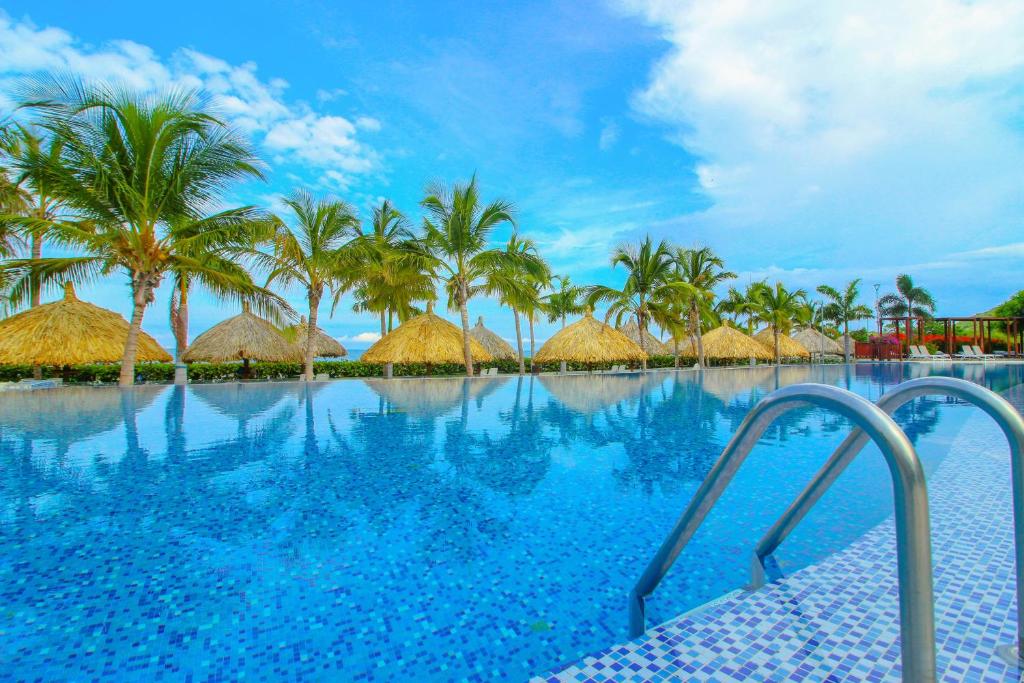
[533,311,646,365]
[0,282,171,367]
[183,304,297,377]
[618,319,672,356]
[361,308,493,365]
[683,325,773,362]
[753,327,810,359]
[469,316,516,360]
[283,316,347,359]
[793,328,843,356]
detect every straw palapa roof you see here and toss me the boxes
[0,283,171,365]
[361,308,493,365]
[753,327,810,358]
[793,328,843,355]
[682,325,773,361]
[469,316,516,360]
[533,311,646,363]
[183,304,296,363]
[283,316,347,358]
[618,319,672,355]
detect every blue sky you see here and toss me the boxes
[1,0,1023,349]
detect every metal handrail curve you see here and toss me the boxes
[753,376,1024,662]
[628,383,936,683]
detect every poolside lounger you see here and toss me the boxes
[927,348,951,359]
[908,346,930,359]
[972,345,997,359]
[955,345,979,359]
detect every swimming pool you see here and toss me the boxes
[1,363,1020,680]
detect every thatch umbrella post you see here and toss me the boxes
[0,282,171,374]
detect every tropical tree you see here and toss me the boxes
[587,236,683,370]
[347,199,434,336]
[483,233,549,374]
[168,210,284,379]
[0,124,66,310]
[751,281,808,364]
[673,246,736,367]
[542,275,586,329]
[716,283,764,334]
[817,278,873,363]
[265,191,360,381]
[420,176,531,377]
[3,78,266,385]
[879,274,935,346]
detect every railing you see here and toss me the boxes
[628,383,937,682]
[753,376,1024,665]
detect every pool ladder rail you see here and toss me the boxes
[628,378,1024,683]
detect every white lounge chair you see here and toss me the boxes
[927,347,950,360]
[972,345,997,359]
[955,345,979,359]
[908,345,930,360]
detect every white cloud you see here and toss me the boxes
[618,0,1024,273]
[0,13,380,185]
[339,332,382,344]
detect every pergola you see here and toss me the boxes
[934,316,1023,356]
[880,315,1024,356]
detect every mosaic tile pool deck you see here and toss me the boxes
[542,381,1024,682]
[1,363,1021,681]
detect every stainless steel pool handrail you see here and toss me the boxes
[628,383,936,683]
[753,376,1024,662]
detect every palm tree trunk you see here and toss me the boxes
[458,279,474,377]
[304,288,322,382]
[529,314,536,372]
[561,314,566,329]
[119,280,153,387]
[673,337,680,368]
[773,329,781,365]
[513,309,525,375]
[843,320,850,364]
[693,304,705,368]
[637,313,648,371]
[171,280,189,385]
[30,231,43,379]
[380,310,386,338]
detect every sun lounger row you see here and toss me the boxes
[908,344,1001,360]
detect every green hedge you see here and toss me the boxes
[0,353,791,384]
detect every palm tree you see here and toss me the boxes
[879,274,936,348]
[265,191,360,381]
[674,246,736,367]
[751,282,807,364]
[347,199,434,336]
[542,275,586,329]
[817,278,873,363]
[168,210,284,381]
[0,124,66,309]
[421,176,527,377]
[716,283,763,334]
[587,236,682,370]
[483,233,549,374]
[5,78,266,385]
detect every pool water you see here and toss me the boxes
[1,363,1021,681]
